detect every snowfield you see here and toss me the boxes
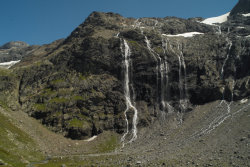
[201,12,230,25]
[162,32,204,38]
[0,60,20,69]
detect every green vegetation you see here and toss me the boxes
[154,46,164,54]
[128,40,138,44]
[36,133,121,167]
[51,79,65,85]
[0,100,10,112]
[73,95,85,101]
[96,134,119,153]
[0,68,14,77]
[41,88,55,96]
[49,97,68,103]
[34,103,46,111]
[0,112,44,166]
[128,40,141,51]
[67,118,85,128]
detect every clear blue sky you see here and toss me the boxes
[0,0,237,46]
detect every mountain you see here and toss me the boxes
[0,41,29,49]
[230,0,250,16]
[0,1,249,166]
[0,41,38,63]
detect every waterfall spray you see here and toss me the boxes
[120,39,138,147]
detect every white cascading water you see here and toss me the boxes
[133,19,142,29]
[145,36,172,118]
[139,19,174,117]
[161,38,174,114]
[168,41,188,123]
[178,43,188,124]
[136,20,173,117]
[219,38,233,113]
[120,39,138,147]
[215,25,222,35]
[191,38,235,137]
[221,38,232,77]
[206,38,234,134]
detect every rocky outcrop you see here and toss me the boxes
[230,0,250,16]
[0,1,249,140]
[0,41,38,63]
[0,41,29,49]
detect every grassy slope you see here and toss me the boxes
[0,110,44,167]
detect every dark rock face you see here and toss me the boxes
[1,2,249,140]
[230,0,250,16]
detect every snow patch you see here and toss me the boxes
[240,99,248,104]
[162,32,204,38]
[0,60,20,69]
[84,135,97,142]
[242,13,250,17]
[245,35,250,38]
[202,12,230,25]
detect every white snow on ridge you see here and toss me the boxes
[242,13,250,17]
[0,60,20,69]
[201,12,230,25]
[162,32,204,38]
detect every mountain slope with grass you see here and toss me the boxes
[0,0,249,166]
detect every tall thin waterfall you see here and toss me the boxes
[161,38,174,114]
[145,36,168,117]
[219,38,234,114]
[144,36,160,110]
[215,25,222,35]
[190,38,235,136]
[177,43,188,123]
[120,39,138,147]
[221,38,233,77]
[167,40,188,123]
[135,20,173,117]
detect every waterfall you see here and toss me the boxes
[144,36,160,108]
[120,39,138,147]
[215,25,222,35]
[167,40,188,123]
[220,37,234,117]
[145,36,171,118]
[161,38,174,114]
[133,19,142,29]
[206,38,234,133]
[218,26,222,35]
[177,43,188,123]
[190,37,235,137]
[221,38,233,77]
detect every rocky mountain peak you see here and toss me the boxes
[84,11,124,26]
[230,0,250,15]
[0,41,29,49]
[1,0,250,145]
